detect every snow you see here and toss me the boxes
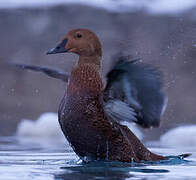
[146,0,196,14]
[160,125,196,148]
[16,112,65,143]
[0,0,196,15]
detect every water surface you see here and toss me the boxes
[0,136,195,180]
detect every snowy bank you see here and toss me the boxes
[160,125,196,148]
[16,112,66,144]
[0,0,196,15]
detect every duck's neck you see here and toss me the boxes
[78,55,101,70]
[67,55,104,95]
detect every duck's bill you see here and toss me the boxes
[46,39,68,55]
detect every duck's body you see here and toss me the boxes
[58,62,164,162]
[45,28,167,163]
[59,63,107,160]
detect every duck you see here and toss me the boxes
[14,28,168,163]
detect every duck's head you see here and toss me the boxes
[47,29,102,67]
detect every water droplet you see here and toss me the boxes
[96,144,100,159]
[131,157,134,166]
[106,140,109,160]
[17,102,22,107]
[82,156,90,163]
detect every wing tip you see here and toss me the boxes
[111,52,141,66]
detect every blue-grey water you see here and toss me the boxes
[0,136,196,180]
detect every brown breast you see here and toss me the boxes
[67,63,104,96]
[59,63,110,159]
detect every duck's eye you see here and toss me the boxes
[76,34,82,38]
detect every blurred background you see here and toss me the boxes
[0,0,196,141]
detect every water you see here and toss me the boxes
[0,136,196,180]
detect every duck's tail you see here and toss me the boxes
[179,153,192,159]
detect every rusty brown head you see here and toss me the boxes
[47,29,102,58]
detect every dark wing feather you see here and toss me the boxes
[104,55,167,128]
[12,63,69,82]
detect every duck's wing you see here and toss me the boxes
[12,63,69,82]
[103,55,167,128]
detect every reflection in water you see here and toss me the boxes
[55,168,133,180]
[55,161,169,180]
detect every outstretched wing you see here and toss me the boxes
[104,55,167,128]
[12,63,69,82]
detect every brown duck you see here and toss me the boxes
[15,29,168,163]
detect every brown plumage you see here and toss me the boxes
[46,28,166,163]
